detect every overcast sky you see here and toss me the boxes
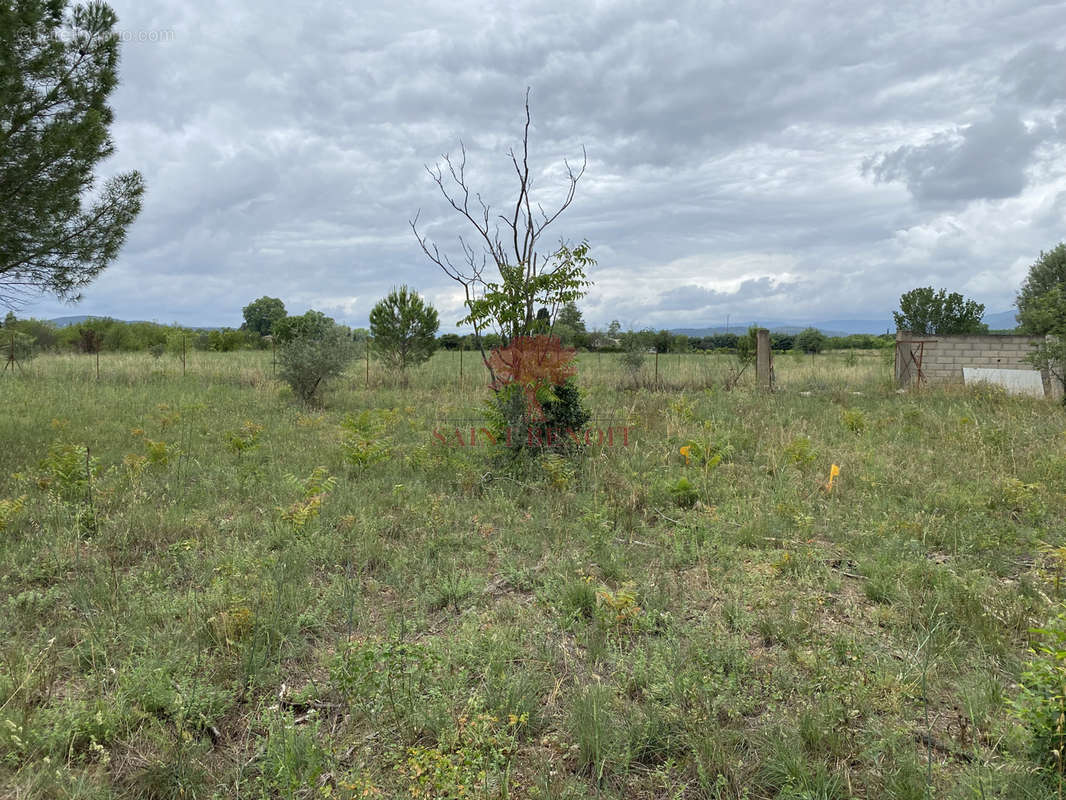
[20,0,1066,330]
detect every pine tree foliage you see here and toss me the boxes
[0,0,144,308]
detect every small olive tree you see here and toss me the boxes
[369,286,439,374]
[276,310,354,403]
[620,345,645,375]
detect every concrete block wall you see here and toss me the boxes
[895,332,1064,400]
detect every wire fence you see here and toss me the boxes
[1,347,894,393]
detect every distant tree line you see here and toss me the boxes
[2,287,898,361]
[0,313,369,355]
[0,314,253,354]
[438,324,893,354]
[0,309,895,358]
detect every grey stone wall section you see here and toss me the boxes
[895,331,1064,400]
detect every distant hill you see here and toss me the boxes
[670,320,889,338]
[49,315,113,327]
[48,315,220,331]
[982,310,1019,330]
[671,310,1018,338]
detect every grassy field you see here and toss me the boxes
[2,349,1065,798]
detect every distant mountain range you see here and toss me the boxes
[48,315,219,331]
[48,315,145,327]
[45,310,1021,337]
[669,310,1019,338]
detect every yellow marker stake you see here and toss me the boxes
[827,463,840,491]
[680,445,691,465]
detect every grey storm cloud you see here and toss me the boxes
[861,107,1044,206]
[1001,42,1066,106]
[656,278,801,313]
[15,0,1066,330]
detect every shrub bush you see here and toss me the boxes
[484,336,590,457]
[536,378,591,447]
[621,347,645,374]
[277,324,354,404]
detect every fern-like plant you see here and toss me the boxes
[278,467,337,531]
[0,495,26,532]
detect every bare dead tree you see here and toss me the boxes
[411,88,587,377]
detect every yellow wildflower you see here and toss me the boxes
[827,463,840,491]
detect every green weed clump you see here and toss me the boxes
[277,466,336,531]
[399,706,527,799]
[0,495,25,531]
[784,435,817,466]
[340,409,394,469]
[669,476,699,508]
[224,419,263,458]
[679,437,728,469]
[1015,611,1066,776]
[990,477,1046,522]
[36,440,97,499]
[841,407,866,433]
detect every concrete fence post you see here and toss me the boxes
[755,328,772,390]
